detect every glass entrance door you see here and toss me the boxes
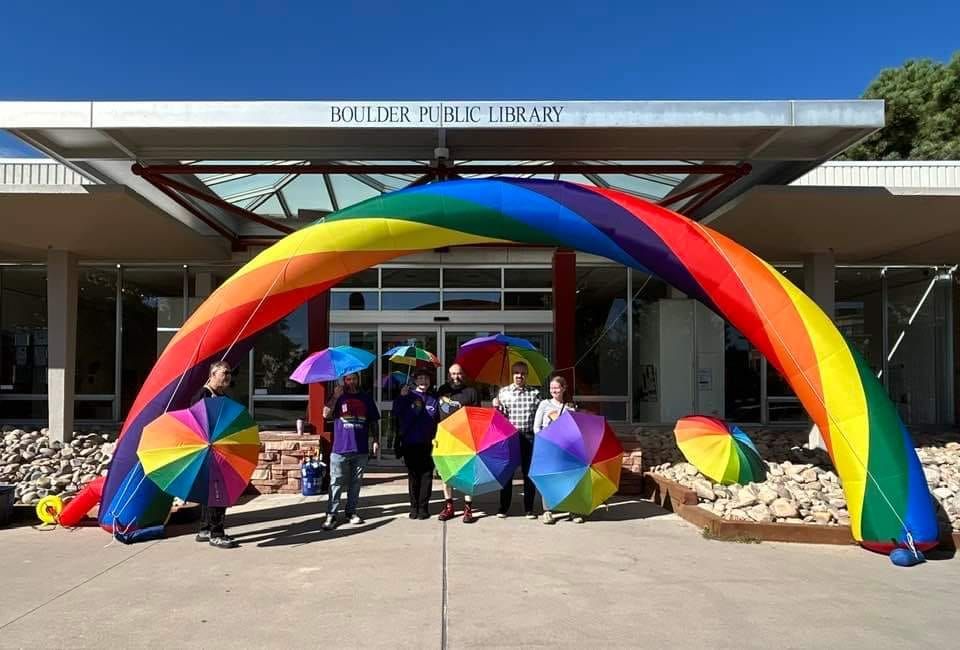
[378,329,439,464]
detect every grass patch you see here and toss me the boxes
[701,526,762,544]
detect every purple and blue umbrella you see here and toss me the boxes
[290,345,376,384]
[530,411,623,515]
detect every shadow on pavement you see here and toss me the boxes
[238,516,394,548]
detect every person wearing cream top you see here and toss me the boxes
[533,375,581,525]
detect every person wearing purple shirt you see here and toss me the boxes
[394,368,439,519]
[321,372,380,530]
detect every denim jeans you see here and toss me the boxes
[327,452,368,517]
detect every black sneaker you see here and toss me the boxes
[209,535,238,549]
[418,511,430,520]
[195,530,211,542]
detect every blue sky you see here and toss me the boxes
[1,0,957,155]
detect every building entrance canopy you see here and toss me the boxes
[0,100,883,253]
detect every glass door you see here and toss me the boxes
[441,326,504,404]
[377,328,440,464]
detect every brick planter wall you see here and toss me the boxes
[249,431,324,495]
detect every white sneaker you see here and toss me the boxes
[322,515,335,530]
[541,511,556,525]
[349,514,363,525]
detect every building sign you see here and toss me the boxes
[327,102,567,127]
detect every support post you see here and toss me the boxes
[552,249,577,391]
[46,250,78,443]
[307,291,331,439]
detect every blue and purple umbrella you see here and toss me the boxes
[289,346,376,384]
[530,411,623,514]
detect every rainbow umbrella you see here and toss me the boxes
[384,345,441,368]
[530,411,623,514]
[432,407,520,496]
[137,397,260,507]
[674,415,766,485]
[290,345,375,384]
[454,334,553,386]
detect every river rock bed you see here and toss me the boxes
[639,428,960,531]
[1,427,116,506]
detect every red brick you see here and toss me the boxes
[280,455,301,465]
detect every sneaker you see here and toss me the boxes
[496,512,508,519]
[418,511,430,520]
[322,515,336,530]
[195,530,211,542]
[438,501,456,522]
[348,514,364,525]
[209,535,238,549]
[462,507,476,524]
[408,509,418,520]
[525,512,537,520]
[541,511,556,525]
[572,515,585,524]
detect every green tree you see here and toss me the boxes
[844,52,960,160]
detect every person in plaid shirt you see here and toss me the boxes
[492,361,541,518]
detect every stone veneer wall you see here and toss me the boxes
[249,432,324,495]
[249,430,645,496]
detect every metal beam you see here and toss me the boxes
[136,163,747,176]
[133,164,295,234]
[139,173,240,246]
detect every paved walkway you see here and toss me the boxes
[2,476,959,648]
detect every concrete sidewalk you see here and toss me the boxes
[1,477,959,649]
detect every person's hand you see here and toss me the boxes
[332,384,343,399]
[400,384,410,396]
[492,397,501,408]
[372,441,380,456]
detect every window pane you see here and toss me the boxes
[886,268,951,424]
[768,399,808,423]
[0,399,47,419]
[442,291,501,310]
[331,291,378,310]
[835,268,883,375]
[330,329,378,394]
[120,268,185,414]
[123,268,185,329]
[335,269,379,288]
[381,291,440,310]
[253,305,308,395]
[724,325,762,423]
[575,267,627,396]
[75,399,113,420]
[504,268,552,288]
[631,271,669,421]
[443,268,500,288]
[0,267,47,394]
[382,268,440,288]
[76,267,116,395]
[504,291,552,310]
[253,400,308,425]
[188,266,238,317]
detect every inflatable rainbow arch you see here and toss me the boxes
[101,178,937,552]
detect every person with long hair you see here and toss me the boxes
[533,375,580,525]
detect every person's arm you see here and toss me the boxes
[533,400,547,433]
[322,384,343,419]
[494,388,508,415]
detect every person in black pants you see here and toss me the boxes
[394,368,439,519]
[193,360,238,549]
[492,362,541,518]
